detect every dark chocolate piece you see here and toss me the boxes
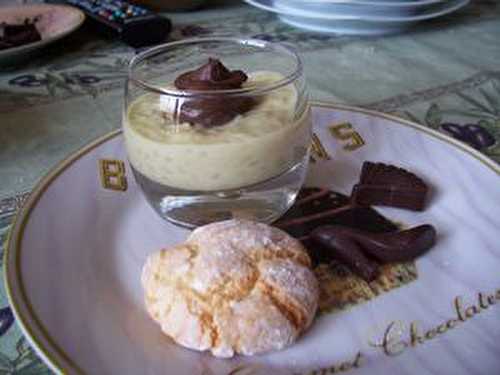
[310,228,380,281]
[275,188,398,268]
[278,188,350,222]
[276,187,436,282]
[311,224,436,263]
[276,189,397,239]
[351,161,428,211]
[356,224,436,262]
[173,58,255,127]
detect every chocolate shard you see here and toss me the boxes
[172,58,255,127]
[275,187,398,270]
[275,188,397,239]
[351,161,428,211]
[310,227,380,281]
[275,186,436,282]
[311,224,436,264]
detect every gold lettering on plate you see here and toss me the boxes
[228,289,500,375]
[371,288,500,358]
[310,133,331,162]
[308,352,363,375]
[226,365,249,375]
[329,122,365,151]
[99,159,127,191]
[375,321,408,356]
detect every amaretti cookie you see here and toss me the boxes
[141,219,319,358]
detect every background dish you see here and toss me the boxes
[0,4,85,66]
[245,0,469,35]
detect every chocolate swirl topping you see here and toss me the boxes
[175,58,248,90]
[173,58,256,127]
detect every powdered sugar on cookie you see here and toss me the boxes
[141,219,319,358]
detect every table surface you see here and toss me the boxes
[1,0,499,372]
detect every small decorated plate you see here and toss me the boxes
[5,103,500,374]
[0,4,85,66]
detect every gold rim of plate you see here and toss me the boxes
[4,102,500,375]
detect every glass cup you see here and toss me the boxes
[124,37,311,228]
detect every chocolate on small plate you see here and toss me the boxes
[351,161,428,211]
[0,18,41,51]
[173,58,255,128]
[275,188,399,279]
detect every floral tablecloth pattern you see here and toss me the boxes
[0,0,499,372]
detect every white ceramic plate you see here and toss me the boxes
[245,0,469,35]
[5,103,500,375]
[0,4,85,66]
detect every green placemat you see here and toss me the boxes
[1,0,499,372]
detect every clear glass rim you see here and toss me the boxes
[127,37,303,98]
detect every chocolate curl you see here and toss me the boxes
[310,227,380,281]
[333,224,436,263]
[311,224,436,276]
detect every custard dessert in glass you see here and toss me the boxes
[124,38,311,227]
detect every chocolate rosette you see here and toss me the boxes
[173,58,256,128]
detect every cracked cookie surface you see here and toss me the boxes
[141,219,319,358]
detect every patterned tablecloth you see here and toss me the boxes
[0,0,499,372]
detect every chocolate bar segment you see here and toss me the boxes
[351,161,428,211]
[275,187,398,269]
[275,188,397,239]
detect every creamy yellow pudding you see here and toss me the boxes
[124,71,311,191]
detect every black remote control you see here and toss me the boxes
[47,0,171,47]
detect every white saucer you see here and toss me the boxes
[273,0,449,18]
[285,0,446,5]
[245,0,469,35]
[5,103,500,374]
